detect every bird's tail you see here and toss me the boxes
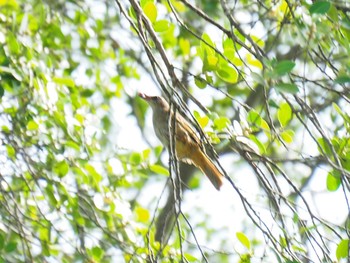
[192,151,224,190]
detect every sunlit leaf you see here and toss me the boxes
[214,116,230,131]
[130,152,142,165]
[216,63,238,83]
[53,160,69,178]
[207,55,218,68]
[154,19,169,32]
[336,239,349,260]
[53,77,75,88]
[179,38,190,55]
[65,140,80,151]
[246,53,263,69]
[184,253,198,262]
[281,129,294,144]
[194,111,209,128]
[150,164,169,176]
[135,206,150,223]
[91,246,104,261]
[143,2,157,23]
[326,170,341,191]
[278,102,292,127]
[6,145,16,159]
[248,134,266,154]
[27,120,39,131]
[236,232,251,250]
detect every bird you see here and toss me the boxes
[139,92,224,190]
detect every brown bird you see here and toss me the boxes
[139,93,224,190]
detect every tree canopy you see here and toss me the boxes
[0,0,349,262]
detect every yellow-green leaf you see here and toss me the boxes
[336,239,349,260]
[246,53,263,69]
[179,38,190,55]
[135,206,150,223]
[216,64,238,83]
[53,77,75,88]
[326,170,341,191]
[278,102,292,127]
[281,129,294,144]
[27,120,39,131]
[153,19,169,32]
[236,232,251,250]
[143,2,157,23]
[150,164,169,176]
[6,145,16,159]
[54,160,69,178]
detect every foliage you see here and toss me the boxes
[0,0,349,262]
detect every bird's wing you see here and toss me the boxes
[175,114,202,147]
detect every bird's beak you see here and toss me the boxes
[138,92,151,101]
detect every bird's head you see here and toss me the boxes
[138,93,169,111]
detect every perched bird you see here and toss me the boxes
[139,93,224,190]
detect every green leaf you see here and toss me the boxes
[275,83,299,94]
[194,111,209,128]
[54,160,69,178]
[153,19,169,32]
[216,64,238,83]
[80,89,94,97]
[130,152,142,165]
[213,116,230,131]
[27,120,39,131]
[6,145,16,159]
[201,33,215,54]
[273,60,295,76]
[45,185,58,207]
[278,102,292,127]
[236,232,251,250]
[135,206,150,223]
[309,1,331,15]
[0,86,4,98]
[249,134,266,154]
[0,234,4,250]
[326,170,341,191]
[247,110,262,126]
[281,130,294,144]
[142,148,151,160]
[207,55,218,67]
[53,77,75,88]
[317,137,332,156]
[143,2,157,23]
[150,164,169,176]
[332,102,342,115]
[336,239,349,260]
[194,76,207,89]
[334,75,350,84]
[7,33,20,55]
[179,38,190,55]
[5,242,17,253]
[65,140,80,151]
[91,246,104,261]
[184,253,198,262]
